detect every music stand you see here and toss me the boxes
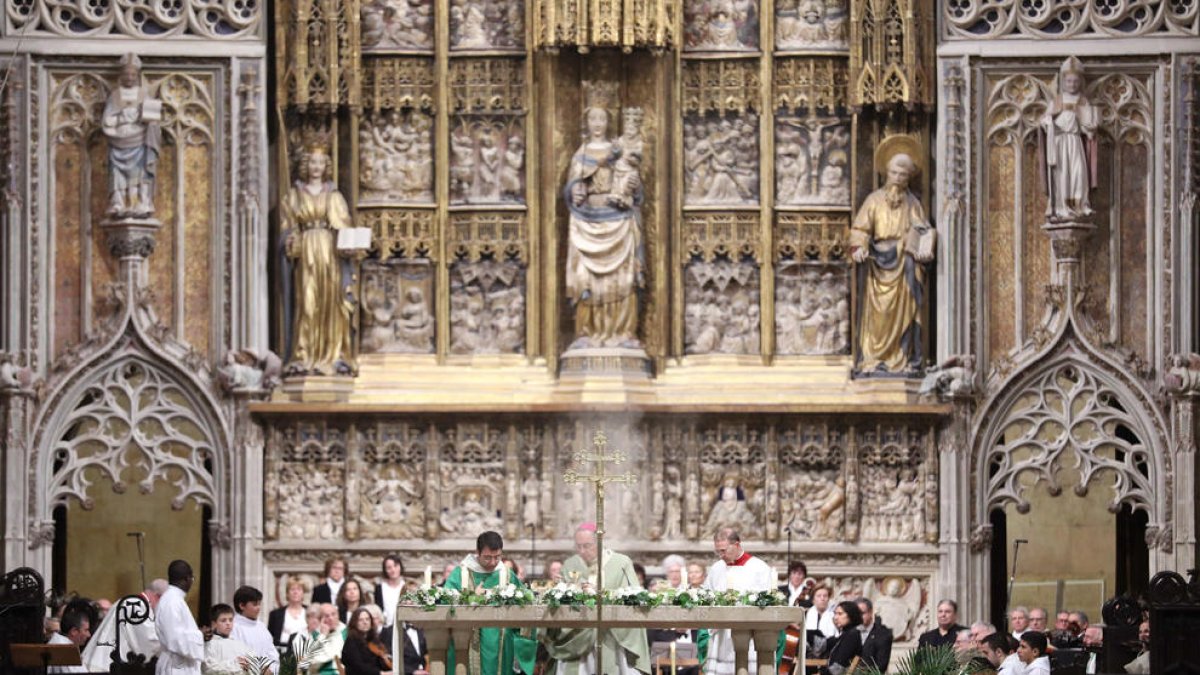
[10,644,82,675]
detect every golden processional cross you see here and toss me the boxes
[563,429,638,666]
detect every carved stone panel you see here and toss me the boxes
[361,0,435,51]
[775,262,849,355]
[775,0,848,50]
[450,0,525,49]
[684,113,760,206]
[450,117,525,205]
[360,259,435,354]
[697,424,767,539]
[359,110,435,205]
[858,425,928,543]
[684,0,761,50]
[778,422,845,541]
[449,260,526,355]
[684,260,761,355]
[356,424,429,539]
[272,425,347,540]
[775,117,849,206]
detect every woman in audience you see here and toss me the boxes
[337,579,367,625]
[818,601,863,675]
[686,562,706,589]
[805,585,837,638]
[269,576,309,648]
[374,555,406,627]
[1018,632,1052,674]
[341,608,391,675]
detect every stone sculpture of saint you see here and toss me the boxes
[102,53,161,219]
[850,136,935,375]
[282,146,354,375]
[1041,56,1098,223]
[564,101,644,350]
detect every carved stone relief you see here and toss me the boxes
[778,423,844,541]
[684,113,760,206]
[775,117,849,206]
[862,577,925,642]
[858,425,928,543]
[360,259,436,355]
[774,262,849,355]
[450,0,525,49]
[450,117,525,205]
[684,0,760,50]
[361,0,435,51]
[356,426,428,539]
[359,110,434,204]
[8,0,262,39]
[698,425,766,539]
[272,425,347,540]
[775,0,848,50]
[449,259,525,354]
[684,260,760,355]
[943,0,1198,39]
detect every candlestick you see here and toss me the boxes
[424,565,432,588]
[499,562,510,587]
[669,641,676,675]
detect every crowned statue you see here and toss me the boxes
[1041,56,1098,224]
[564,82,646,351]
[850,135,935,376]
[102,53,162,220]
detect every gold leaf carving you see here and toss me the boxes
[683,212,762,263]
[774,57,849,113]
[360,209,437,260]
[449,59,526,114]
[448,212,528,263]
[682,60,761,115]
[774,212,849,262]
[362,57,436,112]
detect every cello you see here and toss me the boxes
[778,579,816,675]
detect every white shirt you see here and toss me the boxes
[704,554,774,674]
[280,607,307,646]
[326,578,344,600]
[231,614,278,671]
[81,600,161,672]
[805,606,837,637]
[998,652,1025,675]
[784,583,807,606]
[377,580,404,626]
[47,632,87,674]
[154,586,205,675]
[1025,655,1051,675]
[202,635,253,675]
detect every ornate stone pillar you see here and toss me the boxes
[0,354,34,571]
[1164,356,1199,571]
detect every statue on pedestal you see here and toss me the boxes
[1041,56,1098,224]
[102,53,161,220]
[850,135,935,376]
[281,145,355,375]
[564,82,645,350]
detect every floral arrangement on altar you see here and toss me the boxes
[401,585,785,611]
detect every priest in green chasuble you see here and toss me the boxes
[444,531,533,675]
[544,523,651,675]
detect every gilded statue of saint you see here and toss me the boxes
[850,136,935,375]
[1041,56,1098,223]
[564,99,645,350]
[282,146,354,375]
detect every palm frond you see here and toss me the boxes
[857,644,987,675]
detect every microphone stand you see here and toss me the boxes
[786,527,792,567]
[127,532,146,591]
[529,524,537,578]
[1006,539,1025,618]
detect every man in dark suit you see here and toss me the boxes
[917,599,967,650]
[310,557,349,604]
[381,622,429,675]
[855,598,893,673]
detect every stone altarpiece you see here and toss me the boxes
[0,0,1196,650]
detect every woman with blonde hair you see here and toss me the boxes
[269,576,310,648]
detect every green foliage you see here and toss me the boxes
[858,644,988,675]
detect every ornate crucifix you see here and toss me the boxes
[563,429,638,630]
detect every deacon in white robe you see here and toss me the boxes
[703,528,775,675]
[155,561,205,675]
[81,595,161,671]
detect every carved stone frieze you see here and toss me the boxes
[450,0,524,49]
[683,212,762,263]
[773,58,849,112]
[361,58,437,112]
[450,117,525,205]
[449,59,526,114]
[360,209,437,260]
[943,0,1198,39]
[774,262,848,355]
[449,259,525,355]
[359,110,434,204]
[532,0,675,50]
[849,0,933,109]
[775,0,848,50]
[683,113,760,206]
[684,260,760,356]
[360,259,435,355]
[361,0,434,51]
[774,117,849,206]
[858,424,931,543]
[774,212,848,263]
[449,212,528,263]
[684,0,760,50]
[7,0,262,39]
[682,61,762,116]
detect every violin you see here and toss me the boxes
[368,640,394,671]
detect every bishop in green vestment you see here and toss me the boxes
[543,524,651,675]
[444,531,536,675]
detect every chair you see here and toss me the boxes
[844,656,860,675]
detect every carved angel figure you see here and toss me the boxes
[864,577,922,642]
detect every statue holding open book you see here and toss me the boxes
[849,135,935,376]
[103,53,162,220]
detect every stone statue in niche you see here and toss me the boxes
[684,261,760,355]
[776,119,849,206]
[521,468,541,530]
[359,111,434,204]
[684,0,759,50]
[449,0,523,49]
[863,577,923,642]
[361,0,434,50]
[775,264,849,355]
[103,53,161,219]
[439,489,504,533]
[449,260,525,354]
[450,119,525,205]
[775,0,847,50]
[564,83,646,350]
[860,465,923,541]
[663,465,684,539]
[1041,56,1097,223]
[360,260,435,354]
[704,475,757,532]
[684,114,759,205]
[850,135,935,376]
[281,146,355,375]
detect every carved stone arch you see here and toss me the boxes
[970,336,1172,559]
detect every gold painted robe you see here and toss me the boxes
[283,182,354,373]
[849,187,933,373]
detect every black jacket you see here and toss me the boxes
[776,584,814,610]
[918,624,967,650]
[381,624,428,675]
[818,631,862,675]
[341,638,390,675]
[266,606,305,647]
[312,582,337,605]
[858,622,893,673]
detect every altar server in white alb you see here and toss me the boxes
[156,560,205,675]
[203,604,254,675]
[703,528,775,675]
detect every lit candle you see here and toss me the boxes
[670,641,677,675]
[771,566,778,584]
[424,565,432,588]
[499,562,510,588]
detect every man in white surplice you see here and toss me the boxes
[155,560,205,675]
[703,528,774,675]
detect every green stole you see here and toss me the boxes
[544,553,651,675]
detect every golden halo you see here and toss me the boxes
[874,134,924,177]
